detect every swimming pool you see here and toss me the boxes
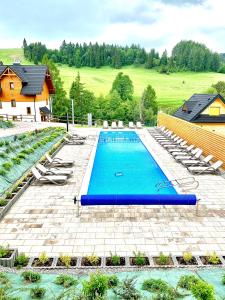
[87,131,177,195]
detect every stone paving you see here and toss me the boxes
[0,127,225,257]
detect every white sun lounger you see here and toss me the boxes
[32,167,68,185]
[172,147,199,157]
[181,155,214,166]
[136,122,142,129]
[159,135,179,144]
[118,121,124,129]
[111,121,117,129]
[36,163,73,177]
[68,132,86,140]
[175,149,203,162]
[188,160,223,174]
[64,137,85,145]
[163,139,186,148]
[46,154,74,167]
[129,122,135,129]
[103,121,109,129]
[169,144,194,154]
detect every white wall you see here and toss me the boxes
[0,100,50,122]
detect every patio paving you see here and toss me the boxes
[0,127,225,257]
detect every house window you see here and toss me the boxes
[9,82,14,90]
[0,101,2,109]
[11,100,16,107]
[209,107,220,116]
[26,107,31,115]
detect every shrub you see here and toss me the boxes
[142,278,169,293]
[0,272,10,285]
[12,157,21,165]
[21,271,41,283]
[133,251,146,266]
[177,275,199,290]
[14,253,29,268]
[2,162,13,171]
[191,280,215,300]
[113,277,140,300]
[156,252,170,265]
[0,199,7,207]
[183,251,193,263]
[30,286,46,299]
[0,245,10,258]
[38,252,48,265]
[82,272,109,300]
[59,254,71,268]
[110,252,120,266]
[0,169,6,176]
[0,152,7,158]
[85,254,100,266]
[107,275,119,288]
[222,274,225,285]
[17,153,27,159]
[55,274,77,288]
[207,252,220,265]
[143,278,183,299]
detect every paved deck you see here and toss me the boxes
[0,128,225,257]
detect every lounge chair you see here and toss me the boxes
[103,121,108,129]
[129,122,135,129]
[32,167,68,185]
[111,121,117,129]
[64,137,85,145]
[159,135,179,144]
[155,131,174,140]
[181,155,214,167]
[168,144,194,154]
[188,160,223,174]
[136,121,143,129]
[163,139,186,148]
[175,149,203,162]
[172,146,199,157]
[69,132,86,140]
[152,128,169,137]
[118,121,124,129]
[46,154,74,167]
[36,163,73,177]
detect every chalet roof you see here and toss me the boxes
[173,94,225,122]
[0,64,55,95]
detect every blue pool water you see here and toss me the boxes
[87,131,177,195]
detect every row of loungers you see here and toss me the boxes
[103,121,143,129]
[149,126,223,175]
[31,132,85,185]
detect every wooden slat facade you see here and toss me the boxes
[157,112,225,166]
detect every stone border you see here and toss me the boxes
[0,249,18,268]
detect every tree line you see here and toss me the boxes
[23,39,222,72]
[41,54,158,125]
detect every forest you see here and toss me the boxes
[23,39,223,73]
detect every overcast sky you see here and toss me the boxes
[0,0,224,53]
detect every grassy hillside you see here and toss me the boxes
[1,48,225,108]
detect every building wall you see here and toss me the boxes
[194,123,225,136]
[157,112,225,166]
[0,100,48,122]
[201,98,225,115]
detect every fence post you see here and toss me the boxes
[66,113,69,132]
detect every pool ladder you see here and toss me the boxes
[156,177,199,192]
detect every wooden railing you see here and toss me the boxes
[0,114,35,122]
[157,112,225,165]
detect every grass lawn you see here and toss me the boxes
[1,48,225,108]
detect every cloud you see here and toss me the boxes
[0,0,224,53]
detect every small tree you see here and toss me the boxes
[212,81,225,98]
[140,84,158,125]
[111,72,134,101]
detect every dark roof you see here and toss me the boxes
[0,64,55,95]
[40,106,51,115]
[174,94,225,122]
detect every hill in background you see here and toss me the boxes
[1,48,225,109]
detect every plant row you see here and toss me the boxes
[1,248,225,270]
[0,268,224,299]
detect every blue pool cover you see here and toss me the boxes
[81,194,197,206]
